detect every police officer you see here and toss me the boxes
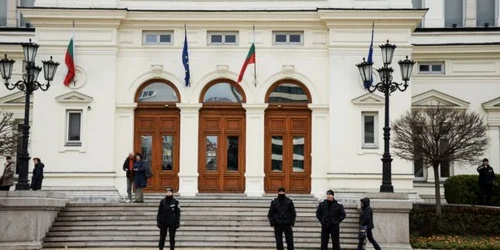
[157,187,181,250]
[316,190,346,250]
[477,158,496,206]
[267,187,296,250]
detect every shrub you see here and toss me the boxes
[444,174,500,206]
[411,204,500,236]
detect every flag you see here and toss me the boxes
[237,43,255,83]
[182,25,190,87]
[64,37,75,86]
[364,22,375,89]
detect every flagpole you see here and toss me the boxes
[252,24,256,87]
[72,20,76,86]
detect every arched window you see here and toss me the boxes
[266,80,311,103]
[135,80,180,103]
[201,79,245,103]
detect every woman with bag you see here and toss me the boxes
[0,156,15,191]
[357,198,382,250]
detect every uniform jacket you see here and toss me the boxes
[267,196,297,226]
[477,164,496,186]
[316,199,346,227]
[157,196,181,229]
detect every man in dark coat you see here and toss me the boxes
[30,158,44,191]
[477,158,496,205]
[267,187,296,250]
[157,187,181,250]
[357,198,381,250]
[316,190,345,250]
[122,152,134,202]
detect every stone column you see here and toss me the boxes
[465,0,477,27]
[423,0,445,27]
[177,104,202,197]
[363,193,414,250]
[309,104,330,198]
[114,104,137,197]
[487,126,500,172]
[6,0,17,27]
[242,104,267,197]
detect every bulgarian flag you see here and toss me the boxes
[64,36,75,86]
[237,43,255,83]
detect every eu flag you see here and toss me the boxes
[182,26,190,87]
[364,22,375,89]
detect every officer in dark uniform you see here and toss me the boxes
[157,187,181,250]
[316,190,346,250]
[267,187,297,250]
[477,158,496,205]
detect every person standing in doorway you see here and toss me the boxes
[157,187,181,250]
[122,152,135,202]
[0,156,15,191]
[133,153,147,203]
[477,158,496,206]
[267,187,296,250]
[316,190,346,250]
[357,198,382,250]
[30,157,44,191]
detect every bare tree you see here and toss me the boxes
[392,105,489,216]
[0,111,20,157]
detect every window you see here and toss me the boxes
[19,0,35,28]
[66,110,82,146]
[362,112,378,148]
[418,63,444,74]
[267,82,309,103]
[208,32,238,45]
[202,82,244,103]
[477,0,496,27]
[136,82,179,103]
[445,0,464,28]
[0,0,7,26]
[412,0,423,28]
[413,136,452,180]
[273,31,304,45]
[142,31,173,45]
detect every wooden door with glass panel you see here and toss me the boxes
[199,111,245,193]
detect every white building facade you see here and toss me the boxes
[0,0,499,199]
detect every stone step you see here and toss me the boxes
[46,227,359,237]
[55,213,359,220]
[43,235,360,243]
[51,219,359,227]
[42,241,359,249]
[48,225,356,232]
[62,203,358,209]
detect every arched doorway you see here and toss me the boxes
[264,79,312,194]
[198,79,246,193]
[134,79,180,192]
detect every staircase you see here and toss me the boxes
[43,194,360,249]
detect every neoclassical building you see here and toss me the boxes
[0,0,499,200]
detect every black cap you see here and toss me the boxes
[278,187,285,193]
[326,190,334,196]
[165,187,174,193]
[483,158,489,163]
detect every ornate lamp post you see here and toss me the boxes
[356,40,415,193]
[0,39,59,190]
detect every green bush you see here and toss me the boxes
[444,174,500,206]
[410,204,500,236]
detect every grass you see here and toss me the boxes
[411,235,500,250]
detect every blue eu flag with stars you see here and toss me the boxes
[182,27,190,87]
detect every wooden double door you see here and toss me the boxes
[198,107,246,193]
[134,109,180,192]
[265,109,311,194]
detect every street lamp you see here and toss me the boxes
[0,39,59,190]
[356,40,415,193]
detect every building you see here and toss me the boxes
[0,0,499,200]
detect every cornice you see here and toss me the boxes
[317,9,427,28]
[20,8,127,28]
[412,44,500,60]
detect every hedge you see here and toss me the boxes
[444,174,500,206]
[410,204,500,237]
